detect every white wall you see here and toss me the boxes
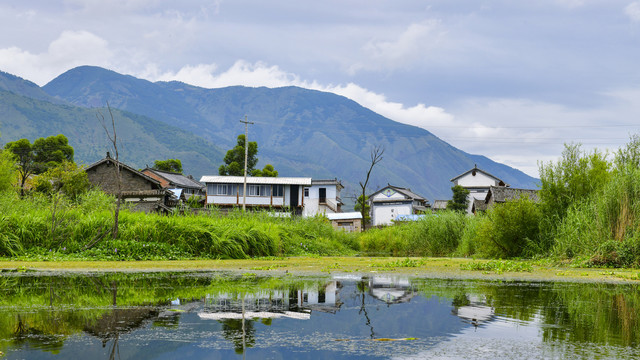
[372,202,413,226]
[455,171,499,187]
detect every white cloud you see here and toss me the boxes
[0,30,112,85]
[625,2,640,22]
[349,20,445,74]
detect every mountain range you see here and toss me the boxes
[0,66,538,206]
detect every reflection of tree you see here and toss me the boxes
[357,279,375,339]
[221,319,255,354]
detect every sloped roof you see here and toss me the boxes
[85,155,161,187]
[144,168,205,190]
[200,175,312,186]
[486,186,539,203]
[369,184,428,203]
[450,165,506,185]
[432,200,448,210]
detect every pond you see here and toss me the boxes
[0,271,638,359]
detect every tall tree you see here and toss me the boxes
[219,134,258,176]
[97,103,122,239]
[4,139,34,196]
[447,185,470,212]
[359,146,384,231]
[219,134,278,177]
[153,159,183,173]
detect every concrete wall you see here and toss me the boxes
[87,162,158,194]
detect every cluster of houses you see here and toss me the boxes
[85,153,539,232]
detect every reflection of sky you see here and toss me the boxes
[6,278,640,360]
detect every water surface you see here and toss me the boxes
[0,271,638,359]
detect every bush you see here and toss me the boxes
[475,197,542,258]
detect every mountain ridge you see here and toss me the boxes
[2,66,537,203]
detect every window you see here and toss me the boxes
[248,185,271,196]
[304,188,309,197]
[273,185,284,197]
[209,184,235,196]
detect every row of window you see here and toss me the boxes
[207,184,284,197]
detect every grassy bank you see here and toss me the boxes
[1,257,639,283]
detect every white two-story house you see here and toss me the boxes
[450,165,508,213]
[302,179,343,217]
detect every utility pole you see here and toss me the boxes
[240,115,254,211]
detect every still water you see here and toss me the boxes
[0,271,638,359]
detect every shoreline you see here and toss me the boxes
[1,257,638,284]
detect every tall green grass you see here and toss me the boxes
[0,190,359,260]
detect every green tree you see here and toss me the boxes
[32,134,74,173]
[219,134,258,176]
[354,195,370,225]
[447,185,469,212]
[0,149,16,192]
[219,134,278,177]
[252,164,278,177]
[4,134,74,196]
[152,159,183,173]
[33,161,89,201]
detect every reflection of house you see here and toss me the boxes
[451,295,495,327]
[200,176,311,214]
[141,168,206,203]
[302,179,343,216]
[368,276,415,304]
[368,185,429,226]
[85,153,172,213]
[198,281,342,320]
[450,165,508,214]
[326,212,362,232]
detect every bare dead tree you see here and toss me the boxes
[97,102,121,239]
[359,145,384,231]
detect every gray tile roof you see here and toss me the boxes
[145,168,205,190]
[487,186,539,203]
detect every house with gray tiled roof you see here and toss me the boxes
[368,184,429,226]
[450,165,508,213]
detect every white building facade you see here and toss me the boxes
[302,179,343,217]
[369,185,429,226]
[450,166,507,213]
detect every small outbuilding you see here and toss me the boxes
[326,212,362,232]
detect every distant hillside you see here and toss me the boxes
[0,86,224,179]
[43,66,538,203]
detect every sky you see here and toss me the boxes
[1,0,639,177]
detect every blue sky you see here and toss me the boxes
[1,0,639,176]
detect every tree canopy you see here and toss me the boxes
[4,134,74,196]
[447,185,470,212]
[218,134,277,177]
[153,159,183,173]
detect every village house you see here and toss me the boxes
[302,179,344,216]
[450,165,508,213]
[199,175,311,214]
[85,153,172,213]
[431,200,449,212]
[141,167,206,206]
[368,184,429,226]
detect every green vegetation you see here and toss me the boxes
[447,184,469,211]
[0,190,358,260]
[218,134,278,177]
[152,158,183,173]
